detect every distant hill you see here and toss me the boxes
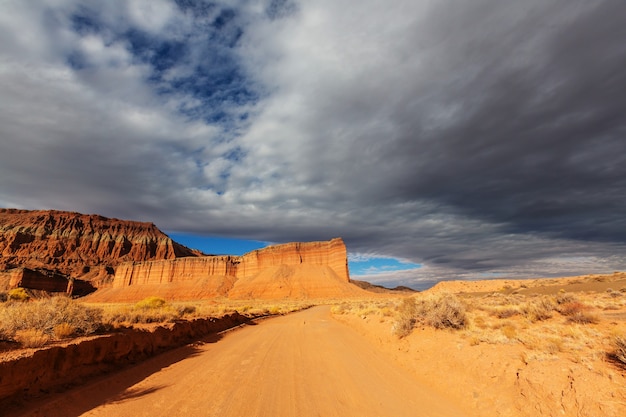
[350,279,417,294]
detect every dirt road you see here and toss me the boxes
[8,306,467,417]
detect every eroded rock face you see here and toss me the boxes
[89,238,361,301]
[1,208,360,300]
[0,209,197,279]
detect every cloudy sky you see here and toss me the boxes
[1,0,626,288]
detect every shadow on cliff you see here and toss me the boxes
[4,333,224,417]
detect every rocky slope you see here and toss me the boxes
[0,208,197,280]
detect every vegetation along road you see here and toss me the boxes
[8,306,467,417]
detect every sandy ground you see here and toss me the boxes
[333,278,626,417]
[5,306,466,417]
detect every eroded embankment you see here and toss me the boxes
[0,313,251,405]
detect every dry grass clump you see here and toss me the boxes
[14,329,50,348]
[135,296,167,310]
[7,287,30,301]
[491,307,520,319]
[0,296,102,347]
[330,303,351,315]
[556,301,599,324]
[612,335,626,366]
[330,300,396,318]
[392,297,418,337]
[392,293,467,337]
[520,296,555,322]
[100,297,203,326]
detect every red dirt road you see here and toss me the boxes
[8,306,467,417]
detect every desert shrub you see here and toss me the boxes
[7,287,29,301]
[135,296,167,310]
[521,297,555,322]
[392,297,418,337]
[607,289,621,298]
[0,292,7,302]
[566,311,600,324]
[104,307,178,324]
[424,294,467,329]
[14,329,50,348]
[0,296,102,340]
[613,336,626,365]
[392,294,467,336]
[176,305,197,316]
[330,303,351,315]
[555,292,577,305]
[556,301,599,324]
[557,301,588,316]
[268,305,281,315]
[53,323,75,339]
[491,307,519,319]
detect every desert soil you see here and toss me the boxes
[5,306,466,417]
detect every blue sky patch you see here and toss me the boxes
[348,256,422,277]
[169,233,421,278]
[169,233,270,255]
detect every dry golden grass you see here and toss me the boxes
[13,329,50,348]
[53,323,76,339]
[331,284,626,369]
[0,295,312,350]
[0,296,102,348]
[613,335,626,365]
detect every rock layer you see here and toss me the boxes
[89,238,362,301]
[1,209,362,300]
[0,209,197,278]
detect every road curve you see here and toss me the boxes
[9,306,467,417]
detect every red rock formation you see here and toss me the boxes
[1,209,363,301]
[88,238,364,301]
[0,209,197,279]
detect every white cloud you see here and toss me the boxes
[1,0,626,287]
[127,0,176,33]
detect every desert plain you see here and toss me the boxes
[1,210,626,416]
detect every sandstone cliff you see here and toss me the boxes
[1,209,362,301]
[0,208,197,279]
[88,238,364,301]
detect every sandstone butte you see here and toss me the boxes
[0,208,366,300]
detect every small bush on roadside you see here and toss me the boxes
[135,296,167,310]
[268,305,281,315]
[613,335,626,365]
[104,307,178,325]
[176,305,197,316]
[14,329,50,348]
[392,293,467,337]
[0,296,102,341]
[392,297,418,337]
[53,323,76,339]
[7,288,29,301]
[420,293,467,330]
[330,303,350,315]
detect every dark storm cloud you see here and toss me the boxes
[1,0,626,287]
[384,0,626,244]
